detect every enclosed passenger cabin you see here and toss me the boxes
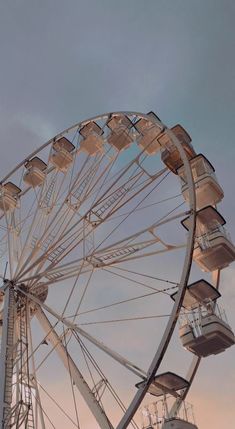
[177,154,224,209]
[160,125,196,174]
[107,114,134,151]
[175,279,235,357]
[23,157,47,188]
[136,372,189,397]
[162,400,198,429]
[79,121,103,138]
[179,301,235,357]
[0,182,21,212]
[134,111,162,155]
[171,278,221,310]
[79,121,104,156]
[141,397,197,429]
[182,206,235,271]
[50,137,75,172]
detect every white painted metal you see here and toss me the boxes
[193,227,235,271]
[179,305,235,357]
[36,306,113,429]
[178,154,224,209]
[0,111,210,429]
[0,284,15,428]
[27,306,46,429]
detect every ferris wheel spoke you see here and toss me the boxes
[74,335,141,429]
[22,155,169,282]
[40,301,146,380]
[79,313,172,326]
[18,259,90,286]
[40,150,165,264]
[87,167,167,228]
[13,141,86,278]
[16,286,147,380]
[13,156,115,275]
[22,244,184,289]
[15,167,171,283]
[72,326,146,379]
[19,204,188,286]
[101,268,178,294]
[29,202,188,279]
[14,169,73,277]
[68,148,118,210]
[33,149,112,239]
[97,243,186,266]
[68,285,178,320]
[4,211,17,278]
[13,197,52,279]
[103,193,182,224]
[86,209,187,266]
[14,149,117,280]
[30,389,57,429]
[35,379,80,428]
[88,198,187,262]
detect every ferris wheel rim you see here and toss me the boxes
[115,125,197,429]
[0,110,202,429]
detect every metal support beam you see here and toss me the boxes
[27,306,46,429]
[0,284,15,428]
[36,306,113,429]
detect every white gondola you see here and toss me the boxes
[136,372,189,397]
[182,206,235,271]
[177,154,224,209]
[23,157,47,187]
[50,137,75,172]
[176,279,235,357]
[162,419,198,429]
[0,182,21,212]
[141,398,198,429]
[171,278,221,309]
[79,121,103,138]
[179,302,235,357]
[135,111,162,155]
[107,114,134,151]
[79,121,104,156]
[160,124,196,173]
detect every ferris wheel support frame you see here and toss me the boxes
[36,306,114,429]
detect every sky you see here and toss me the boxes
[0,1,235,428]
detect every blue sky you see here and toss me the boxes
[0,1,235,428]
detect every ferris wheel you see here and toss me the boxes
[0,111,234,429]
